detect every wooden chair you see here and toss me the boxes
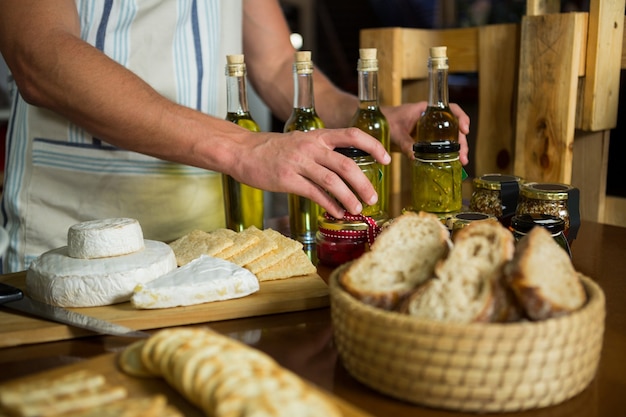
[361,0,625,224]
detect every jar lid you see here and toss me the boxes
[511,213,565,234]
[473,173,523,190]
[334,147,370,158]
[446,211,496,230]
[413,141,460,154]
[318,212,388,231]
[453,212,495,222]
[519,182,574,200]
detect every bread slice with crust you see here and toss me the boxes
[339,211,451,310]
[400,220,516,323]
[505,226,586,320]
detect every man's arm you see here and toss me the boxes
[0,0,390,218]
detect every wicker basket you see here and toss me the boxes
[329,264,605,413]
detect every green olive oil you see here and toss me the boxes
[223,54,264,231]
[284,51,324,245]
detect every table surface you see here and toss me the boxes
[0,219,624,417]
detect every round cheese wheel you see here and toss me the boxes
[26,240,177,307]
[67,218,144,259]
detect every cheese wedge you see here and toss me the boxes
[130,255,260,309]
[68,218,144,259]
[26,240,177,307]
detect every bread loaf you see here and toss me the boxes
[400,220,515,323]
[505,226,586,320]
[339,211,451,310]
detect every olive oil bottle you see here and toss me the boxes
[350,48,389,217]
[411,46,463,217]
[223,54,264,231]
[284,51,324,245]
[416,46,459,144]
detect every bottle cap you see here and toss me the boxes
[225,54,246,76]
[430,46,447,58]
[226,54,244,64]
[429,46,448,70]
[294,51,313,74]
[357,48,378,71]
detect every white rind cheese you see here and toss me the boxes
[26,240,177,307]
[131,255,260,309]
[67,218,145,259]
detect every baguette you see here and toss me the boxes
[505,226,586,320]
[339,211,451,310]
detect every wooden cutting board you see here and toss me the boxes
[0,271,330,348]
[0,351,374,417]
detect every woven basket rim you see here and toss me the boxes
[329,262,605,334]
[329,262,606,412]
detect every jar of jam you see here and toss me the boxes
[515,182,580,243]
[412,141,462,215]
[446,211,497,238]
[315,212,386,267]
[510,213,571,257]
[469,173,523,227]
[334,147,383,217]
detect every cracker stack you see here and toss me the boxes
[168,226,316,281]
[118,327,341,417]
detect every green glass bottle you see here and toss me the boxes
[416,46,459,145]
[350,48,390,217]
[284,51,324,245]
[223,54,264,231]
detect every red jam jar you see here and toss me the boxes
[315,213,386,267]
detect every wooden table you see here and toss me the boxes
[0,219,624,417]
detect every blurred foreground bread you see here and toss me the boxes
[0,369,180,417]
[505,226,586,320]
[400,220,515,323]
[118,328,341,417]
[339,211,451,310]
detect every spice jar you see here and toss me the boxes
[411,141,462,214]
[515,182,580,244]
[469,173,523,227]
[334,147,383,217]
[510,214,571,258]
[316,213,385,267]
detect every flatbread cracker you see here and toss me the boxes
[168,230,234,266]
[245,229,302,274]
[213,228,260,260]
[63,395,175,417]
[256,249,316,281]
[0,370,106,407]
[226,226,278,267]
[117,340,157,378]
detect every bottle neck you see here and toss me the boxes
[293,69,315,110]
[357,69,379,108]
[226,73,250,114]
[428,60,450,108]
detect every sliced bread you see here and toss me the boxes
[339,211,451,310]
[505,226,586,320]
[401,220,515,323]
